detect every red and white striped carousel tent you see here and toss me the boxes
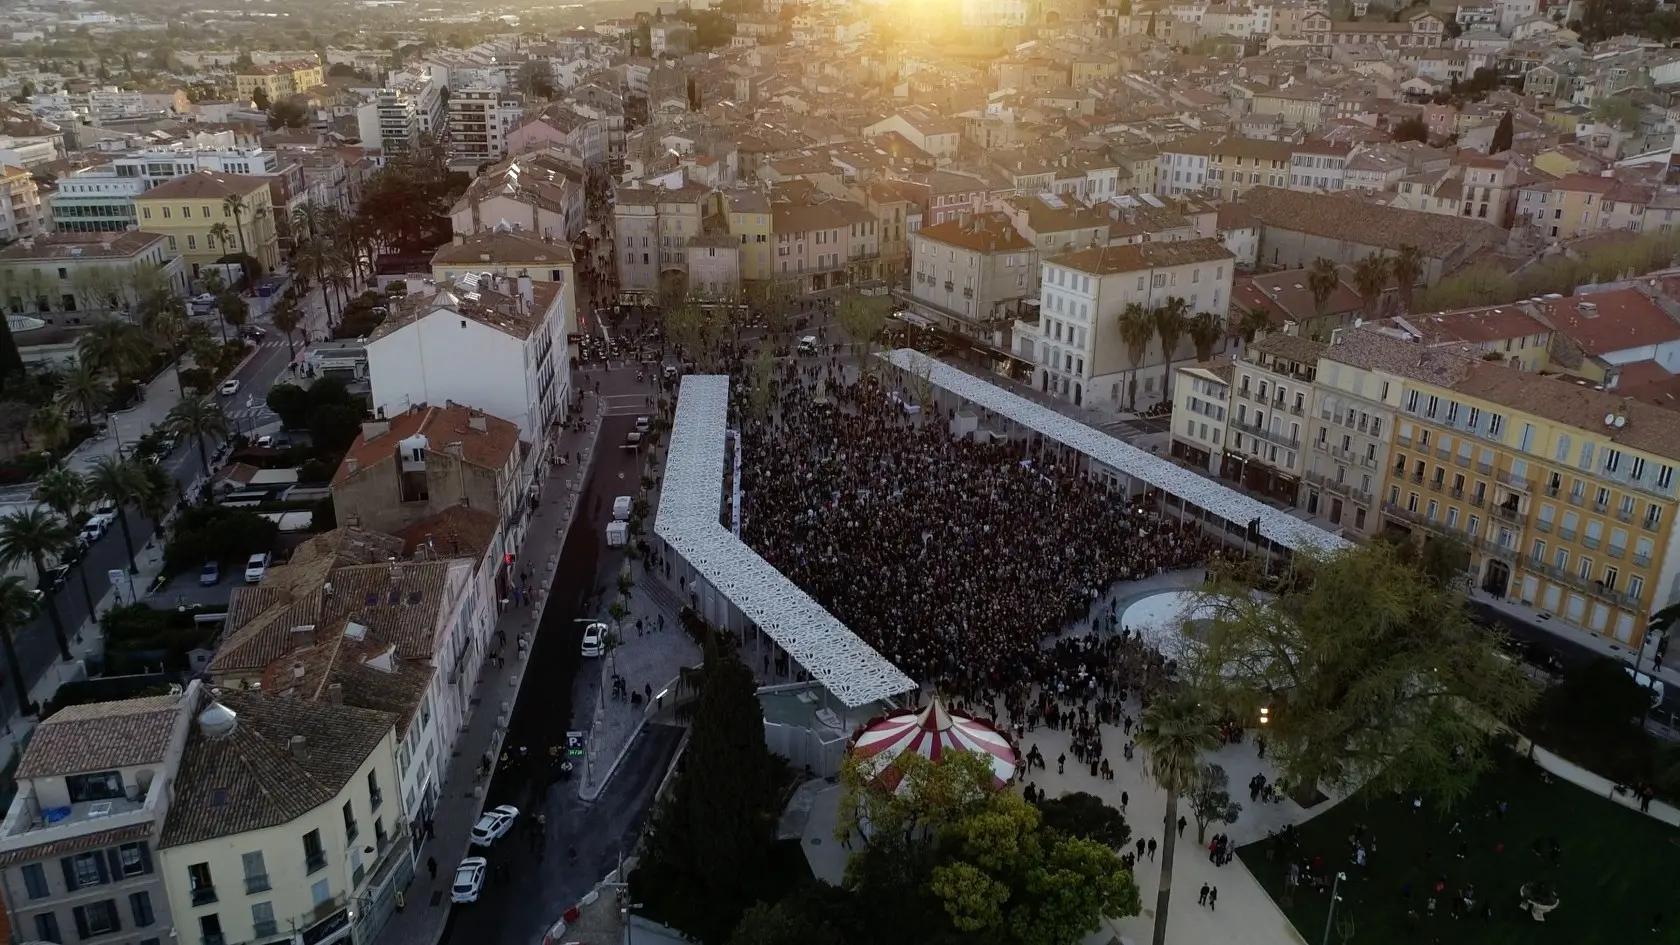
[850,698,1018,791]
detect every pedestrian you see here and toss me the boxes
[1120,790,1128,812]
[1208,886,1217,911]
[427,857,437,880]
[396,890,405,914]
[1177,815,1187,837]
[1198,883,1210,906]
[1058,753,1066,774]
[1136,838,1146,859]
[1147,838,1158,861]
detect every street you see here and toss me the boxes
[440,399,682,945]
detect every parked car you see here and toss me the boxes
[451,858,487,904]
[243,552,270,583]
[634,416,651,434]
[199,560,221,587]
[797,336,818,355]
[219,380,241,396]
[581,622,606,658]
[239,325,265,340]
[469,805,520,847]
[1627,667,1665,708]
[623,431,643,449]
[38,564,70,595]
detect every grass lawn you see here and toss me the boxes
[1237,752,1680,945]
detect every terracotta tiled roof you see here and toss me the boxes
[1538,288,1680,357]
[1049,238,1233,275]
[431,230,575,268]
[0,823,153,868]
[17,694,186,779]
[159,691,394,848]
[395,505,500,560]
[136,170,269,201]
[1241,186,1503,257]
[332,403,520,488]
[914,211,1034,253]
[1453,362,1680,461]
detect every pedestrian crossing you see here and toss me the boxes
[602,394,654,417]
[226,405,278,425]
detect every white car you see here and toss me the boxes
[581,622,606,658]
[612,496,632,521]
[797,336,818,355]
[1626,667,1665,708]
[218,379,241,396]
[85,509,117,534]
[451,857,487,904]
[469,805,520,847]
[634,415,651,434]
[243,552,270,583]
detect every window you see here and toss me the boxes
[186,235,196,250]
[116,843,150,877]
[252,902,277,938]
[129,891,154,928]
[198,915,223,945]
[188,862,217,905]
[368,771,382,810]
[33,913,60,944]
[22,862,49,898]
[311,878,330,906]
[303,830,326,874]
[343,801,359,841]
[67,852,106,889]
[242,851,269,894]
[74,900,120,938]
[180,206,191,218]
[66,771,124,803]
[161,207,170,219]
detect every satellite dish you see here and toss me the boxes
[1605,413,1617,426]
[1614,415,1627,428]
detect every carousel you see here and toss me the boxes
[849,698,1019,792]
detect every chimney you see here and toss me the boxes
[468,413,488,432]
[446,441,464,457]
[346,457,359,474]
[291,624,316,647]
[289,735,309,762]
[327,683,343,706]
[362,420,390,441]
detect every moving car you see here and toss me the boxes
[244,552,270,583]
[581,622,606,658]
[451,858,488,904]
[634,416,651,434]
[612,496,632,521]
[623,431,643,448]
[199,560,221,587]
[797,335,818,355]
[239,325,265,340]
[38,564,70,595]
[469,805,520,847]
[218,380,241,396]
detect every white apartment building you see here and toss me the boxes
[367,272,572,446]
[45,172,143,233]
[1225,334,1326,512]
[446,88,525,172]
[1170,359,1234,474]
[48,145,285,234]
[0,165,45,241]
[1305,328,1407,537]
[1156,138,1213,195]
[355,76,445,162]
[1015,239,1235,411]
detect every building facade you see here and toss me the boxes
[134,171,280,279]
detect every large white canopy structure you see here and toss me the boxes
[654,375,918,708]
[882,349,1352,555]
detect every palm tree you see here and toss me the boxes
[28,406,67,451]
[1135,691,1220,945]
[273,295,302,357]
[1188,312,1224,361]
[1391,244,1424,315]
[86,456,144,574]
[35,468,85,522]
[1307,257,1339,321]
[1152,297,1190,403]
[0,575,42,717]
[1352,252,1391,319]
[201,268,227,298]
[135,461,178,532]
[222,193,249,261]
[208,221,234,258]
[1116,302,1155,410]
[0,507,75,661]
[166,395,228,478]
[291,202,324,246]
[55,362,109,426]
[299,236,338,327]
[77,318,146,379]
[1228,305,1272,345]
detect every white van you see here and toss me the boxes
[797,336,818,355]
[606,521,628,548]
[612,495,632,521]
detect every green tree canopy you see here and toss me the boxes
[1195,542,1535,805]
[1034,790,1131,850]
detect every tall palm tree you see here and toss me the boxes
[1116,302,1155,410]
[299,236,338,327]
[77,319,146,379]
[1228,305,1272,345]
[166,395,228,478]
[35,468,85,523]
[0,575,42,717]
[201,268,227,298]
[1391,244,1424,315]
[272,295,302,357]
[135,461,178,532]
[0,507,75,661]
[208,221,234,258]
[1188,311,1224,361]
[1152,297,1190,403]
[1352,252,1391,320]
[222,193,250,261]
[86,456,144,574]
[55,362,109,426]
[1135,691,1220,945]
[1307,257,1339,321]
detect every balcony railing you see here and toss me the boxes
[245,874,270,895]
[1496,470,1531,490]
[1616,507,1634,523]
[191,885,218,906]
[1635,552,1652,567]
[1528,562,1641,608]
[1384,501,1446,533]
[1643,517,1662,532]
[1582,536,1600,551]
[306,853,327,875]
[1469,493,1486,507]
[1545,484,1560,498]
[1567,492,1584,506]
[1559,528,1577,541]
[1607,544,1625,559]
[1494,504,1523,523]
[1535,519,1552,533]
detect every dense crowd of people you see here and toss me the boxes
[735,360,1216,691]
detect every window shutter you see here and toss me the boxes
[137,844,153,875]
[107,900,121,932]
[105,849,122,880]
[93,854,109,885]
[72,905,89,941]
[61,857,79,892]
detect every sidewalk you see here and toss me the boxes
[65,367,186,475]
[1468,588,1680,687]
[374,399,605,945]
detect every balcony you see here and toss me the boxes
[1474,537,1517,561]
[254,920,278,938]
[1644,517,1662,533]
[1496,470,1531,491]
[1476,462,1493,475]
[1616,507,1634,523]
[1545,484,1560,498]
[1566,492,1584,506]
[1455,453,1470,469]
[1233,420,1299,450]
[1635,552,1652,567]
[245,873,270,895]
[1582,536,1600,551]
[1384,501,1446,534]
[191,885,218,906]
[1493,504,1523,523]
[1314,440,1351,461]
[1559,528,1577,541]
[1593,501,1610,515]
[1396,433,1412,448]
[204,936,226,945]
[1410,471,1425,484]
[1535,519,1552,533]
[306,853,327,875]
[1607,544,1625,559]
[1469,493,1486,507]
[1530,562,1641,609]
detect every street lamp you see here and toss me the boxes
[1320,871,1348,945]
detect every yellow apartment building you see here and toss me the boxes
[236,59,325,103]
[1208,137,1296,201]
[719,189,773,282]
[134,171,279,279]
[1381,358,1680,648]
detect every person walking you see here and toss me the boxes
[427,857,437,880]
[1177,815,1187,837]
[1208,886,1218,911]
[1198,883,1210,906]
[1147,838,1158,861]
[1120,790,1128,812]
